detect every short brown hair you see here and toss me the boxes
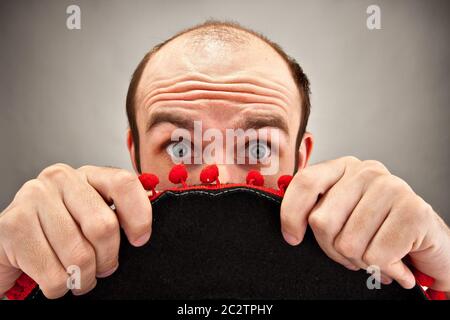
[126,20,311,173]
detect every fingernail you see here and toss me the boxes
[133,232,151,247]
[282,230,300,246]
[405,277,416,289]
[73,279,97,296]
[345,264,360,271]
[97,263,119,278]
[380,275,393,285]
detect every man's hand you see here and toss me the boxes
[280,156,450,292]
[0,164,152,299]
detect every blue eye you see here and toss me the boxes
[166,140,192,161]
[247,140,271,162]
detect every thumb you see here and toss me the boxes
[384,260,416,289]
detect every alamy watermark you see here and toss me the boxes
[168,121,280,175]
[66,5,81,30]
[66,265,81,290]
[366,265,382,289]
[366,5,381,30]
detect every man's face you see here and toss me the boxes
[128,31,312,189]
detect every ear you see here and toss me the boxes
[127,129,139,173]
[296,132,314,172]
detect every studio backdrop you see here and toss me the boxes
[0,0,448,222]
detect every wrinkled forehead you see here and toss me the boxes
[136,31,301,107]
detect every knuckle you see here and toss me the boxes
[0,212,22,240]
[76,166,95,181]
[90,215,119,241]
[40,273,69,299]
[20,179,47,199]
[308,213,328,235]
[77,165,94,172]
[0,207,34,241]
[375,175,411,195]
[70,242,96,271]
[112,170,138,189]
[395,194,429,225]
[362,250,378,266]
[293,171,318,192]
[357,165,385,181]
[335,235,360,259]
[363,160,388,172]
[409,197,431,225]
[38,163,74,182]
[422,201,434,219]
[340,156,360,165]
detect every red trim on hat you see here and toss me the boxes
[149,183,284,201]
[5,273,37,300]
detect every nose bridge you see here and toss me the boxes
[216,164,239,184]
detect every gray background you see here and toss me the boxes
[0,0,449,222]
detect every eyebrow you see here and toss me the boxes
[234,113,289,134]
[146,110,195,133]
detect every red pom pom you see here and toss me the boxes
[5,273,36,300]
[246,170,264,186]
[277,175,293,193]
[168,164,188,186]
[200,164,219,184]
[138,173,159,191]
[413,269,435,287]
[426,288,447,300]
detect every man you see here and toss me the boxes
[0,21,449,299]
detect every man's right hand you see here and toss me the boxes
[0,164,152,299]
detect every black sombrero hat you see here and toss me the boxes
[6,165,443,300]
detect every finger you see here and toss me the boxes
[362,210,418,289]
[306,174,366,269]
[78,166,152,246]
[0,207,69,299]
[333,175,399,269]
[38,165,121,276]
[380,274,393,285]
[34,196,99,294]
[280,157,355,245]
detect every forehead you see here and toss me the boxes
[136,30,301,105]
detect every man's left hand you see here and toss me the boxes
[280,156,450,292]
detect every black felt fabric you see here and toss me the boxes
[30,186,425,300]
